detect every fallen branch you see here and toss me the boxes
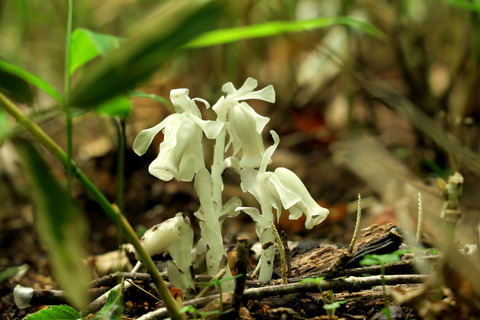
[137,274,429,320]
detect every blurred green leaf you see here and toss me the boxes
[0,68,34,104]
[441,0,480,11]
[130,91,169,106]
[23,305,82,320]
[0,108,9,146]
[92,289,123,320]
[70,0,223,108]
[16,140,89,309]
[0,60,63,104]
[70,28,123,76]
[0,265,27,284]
[96,95,132,119]
[186,16,383,48]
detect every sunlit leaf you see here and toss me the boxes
[70,28,123,75]
[70,0,223,108]
[186,16,383,48]
[0,59,63,104]
[16,140,90,309]
[92,289,123,320]
[23,305,82,320]
[96,95,132,119]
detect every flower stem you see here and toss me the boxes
[0,93,185,320]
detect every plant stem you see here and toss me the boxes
[0,93,184,320]
[115,119,126,214]
[64,0,74,194]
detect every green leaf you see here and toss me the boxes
[0,59,63,104]
[96,95,132,119]
[92,289,123,320]
[15,140,90,309]
[0,68,34,104]
[23,305,82,320]
[130,91,169,106]
[70,28,123,76]
[323,301,347,310]
[0,265,27,284]
[440,0,480,11]
[186,16,383,48]
[70,0,223,108]
[300,277,325,285]
[0,108,9,146]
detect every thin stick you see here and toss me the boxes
[416,192,423,243]
[349,193,362,254]
[137,274,428,320]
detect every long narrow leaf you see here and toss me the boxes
[186,16,383,48]
[69,0,223,108]
[15,140,90,309]
[0,60,63,104]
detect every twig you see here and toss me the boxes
[83,261,143,315]
[349,193,362,254]
[137,274,428,320]
[232,235,249,314]
[416,192,423,243]
[13,285,108,309]
[90,272,151,288]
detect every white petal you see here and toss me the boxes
[137,215,183,257]
[148,154,175,181]
[188,114,224,139]
[132,117,170,155]
[236,206,270,235]
[239,102,270,133]
[221,82,237,95]
[232,77,258,97]
[219,197,242,220]
[238,85,275,103]
[274,167,329,229]
[259,130,280,174]
[239,168,259,195]
[193,97,210,109]
[170,88,202,116]
[229,106,265,168]
[266,173,302,209]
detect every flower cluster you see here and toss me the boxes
[134,78,329,284]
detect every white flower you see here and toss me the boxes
[240,131,329,229]
[133,89,223,181]
[212,77,275,168]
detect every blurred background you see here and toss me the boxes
[1,0,480,267]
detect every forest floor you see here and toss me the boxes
[1,137,480,320]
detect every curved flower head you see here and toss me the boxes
[212,77,275,168]
[133,89,223,181]
[240,131,329,229]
